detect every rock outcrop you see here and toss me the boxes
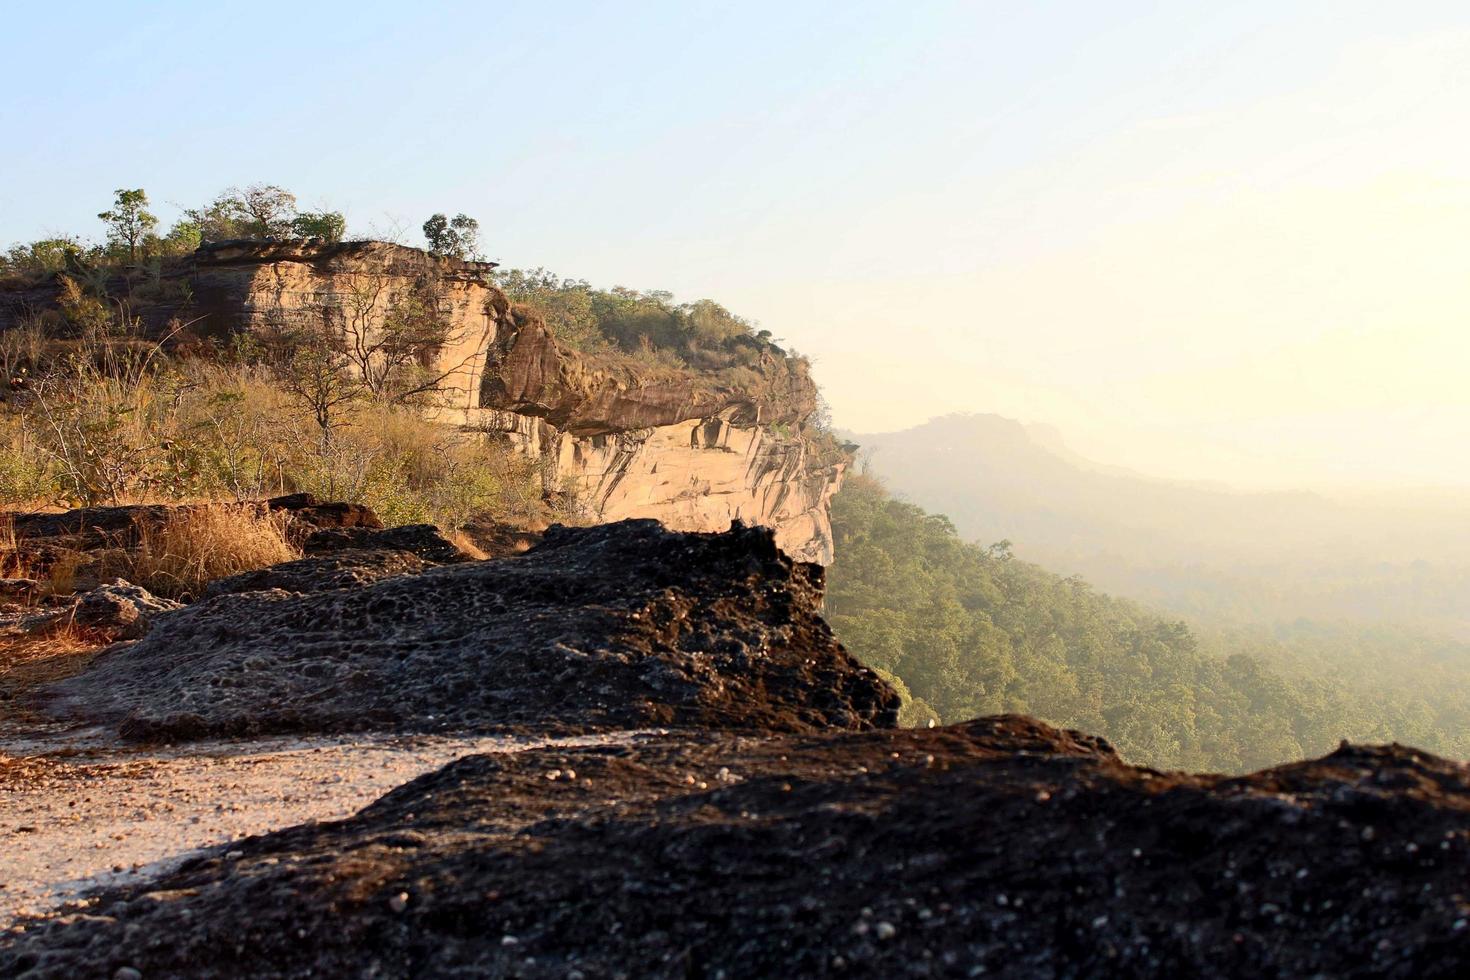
[200,523,476,598]
[1,241,845,561]
[52,580,181,640]
[45,520,897,740]
[7,717,1470,978]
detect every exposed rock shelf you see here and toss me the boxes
[7,717,1470,978]
[44,520,897,740]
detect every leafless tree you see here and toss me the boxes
[337,274,480,405]
[272,321,362,452]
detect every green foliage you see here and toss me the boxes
[3,237,88,276]
[870,667,941,728]
[182,184,338,243]
[492,267,779,372]
[158,220,203,256]
[422,213,481,260]
[182,197,249,243]
[3,183,346,280]
[97,188,157,263]
[825,474,1449,773]
[494,269,607,353]
[218,184,298,239]
[292,210,347,243]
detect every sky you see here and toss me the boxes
[4,1,1469,491]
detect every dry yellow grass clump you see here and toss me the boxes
[119,505,300,600]
[0,518,30,580]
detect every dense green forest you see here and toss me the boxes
[826,474,1470,773]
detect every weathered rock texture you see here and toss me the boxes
[466,314,845,562]
[1,241,844,561]
[202,523,471,597]
[45,520,897,740]
[56,580,181,640]
[7,716,1470,979]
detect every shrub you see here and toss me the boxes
[114,505,299,600]
[290,404,543,529]
[0,419,53,505]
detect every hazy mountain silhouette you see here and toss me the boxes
[851,414,1470,635]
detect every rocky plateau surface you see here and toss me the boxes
[6,717,1470,978]
[1,503,1468,977]
[43,519,894,741]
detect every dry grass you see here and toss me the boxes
[0,519,29,580]
[44,550,83,597]
[111,505,300,600]
[446,530,489,561]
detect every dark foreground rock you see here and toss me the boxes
[202,524,472,598]
[298,522,470,562]
[56,579,181,640]
[45,520,898,740]
[5,716,1468,979]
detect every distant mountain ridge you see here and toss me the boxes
[850,413,1470,635]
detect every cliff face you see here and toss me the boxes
[460,315,843,563]
[0,241,843,561]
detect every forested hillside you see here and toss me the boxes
[826,475,1470,772]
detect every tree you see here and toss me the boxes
[3,237,87,274]
[292,210,347,242]
[232,184,298,238]
[159,220,203,255]
[272,322,361,451]
[422,213,481,260]
[187,185,299,242]
[493,268,606,353]
[336,274,471,403]
[97,189,158,263]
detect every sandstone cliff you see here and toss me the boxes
[0,241,844,561]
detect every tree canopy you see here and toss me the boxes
[826,473,1467,773]
[2,184,347,278]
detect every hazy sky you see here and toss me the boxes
[5,1,1469,490]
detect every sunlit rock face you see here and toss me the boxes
[472,412,843,564]
[1,240,844,561]
[189,239,503,419]
[461,315,844,564]
[197,244,843,563]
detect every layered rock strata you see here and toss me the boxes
[465,315,844,563]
